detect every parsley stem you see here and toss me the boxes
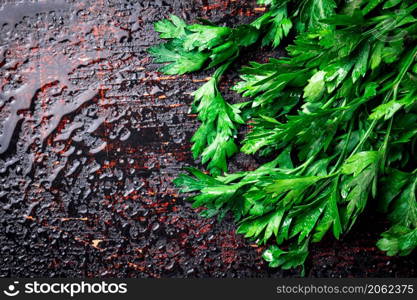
[349,90,393,158]
[330,119,354,174]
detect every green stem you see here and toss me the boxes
[291,155,316,175]
[380,117,394,174]
[392,46,417,92]
[330,119,354,174]
[348,90,394,158]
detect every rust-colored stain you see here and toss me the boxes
[0,0,416,278]
[91,239,102,248]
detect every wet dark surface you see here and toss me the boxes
[0,0,416,278]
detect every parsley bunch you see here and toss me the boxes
[150,0,417,274]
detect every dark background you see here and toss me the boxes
[0,0,416,278]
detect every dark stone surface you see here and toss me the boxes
[0,0,416,278]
